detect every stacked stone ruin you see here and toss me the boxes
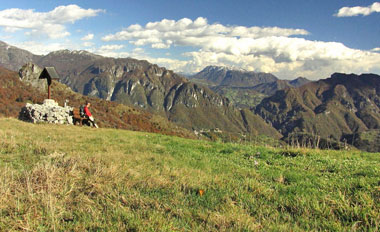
[19,99,74,125]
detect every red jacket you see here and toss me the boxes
[84,106,92,117]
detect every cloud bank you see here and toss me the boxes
[0,5,104,39]
[335,2,380,17]
[102,17,380,79]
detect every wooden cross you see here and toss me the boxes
[38,67,60,99]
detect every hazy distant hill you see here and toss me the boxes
[289,77,311,87]
[191,66,311,108]
[190,65,278,87]
[255,73,380,150]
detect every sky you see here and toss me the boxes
[0,0,379,80]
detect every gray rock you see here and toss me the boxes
[19,62,46,91]
[19,99,74,125]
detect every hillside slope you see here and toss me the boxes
[0,66,193,137]
[255,73,380,151]
[0,118,379,231]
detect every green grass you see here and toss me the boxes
[0,118,379,231]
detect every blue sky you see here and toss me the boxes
[0,0,379,79]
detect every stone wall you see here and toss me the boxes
[19,99,73,125]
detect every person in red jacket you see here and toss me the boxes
[84,101,98,128]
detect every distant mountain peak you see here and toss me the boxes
[289,76,311,87]
[202,65,228,72]
[48,49,101,58]
[192,65,278,87]
[202,65,248,73]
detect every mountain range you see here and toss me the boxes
[1,40,380,151]
[0,41,280,139]
[255,73,380,150]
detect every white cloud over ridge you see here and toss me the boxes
[13,41,79,55]
[102,17,380,79]
[335,2,380,17]
[83,42,94,47]
[0,5,104,39]
[96,44,127,58]
[81,33,94,41]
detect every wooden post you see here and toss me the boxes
[48,84,51,99]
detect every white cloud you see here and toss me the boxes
[128,54,189,73]
[181,49,380,79]
[95,44,127,57]
[12,41,79,55]
[83,42,94,47]
[102,17,309,45]
[146,57,189,72]
[335,2,380,17]
[132,47,144,54]
[100,17,380,79]
[81,33,94,41]
[3,27,20,33]
[371,47,380,52]
[0,5,104,39]
[99,44,124,50]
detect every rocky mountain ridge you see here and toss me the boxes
[255,72,380,150]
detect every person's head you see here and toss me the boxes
[86,101,91,107]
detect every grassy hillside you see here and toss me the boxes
[0,118,379,231]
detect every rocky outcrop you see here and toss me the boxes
[18,62,46,91]
[19,99,73,124]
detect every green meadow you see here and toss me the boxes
[0,118,379,231]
